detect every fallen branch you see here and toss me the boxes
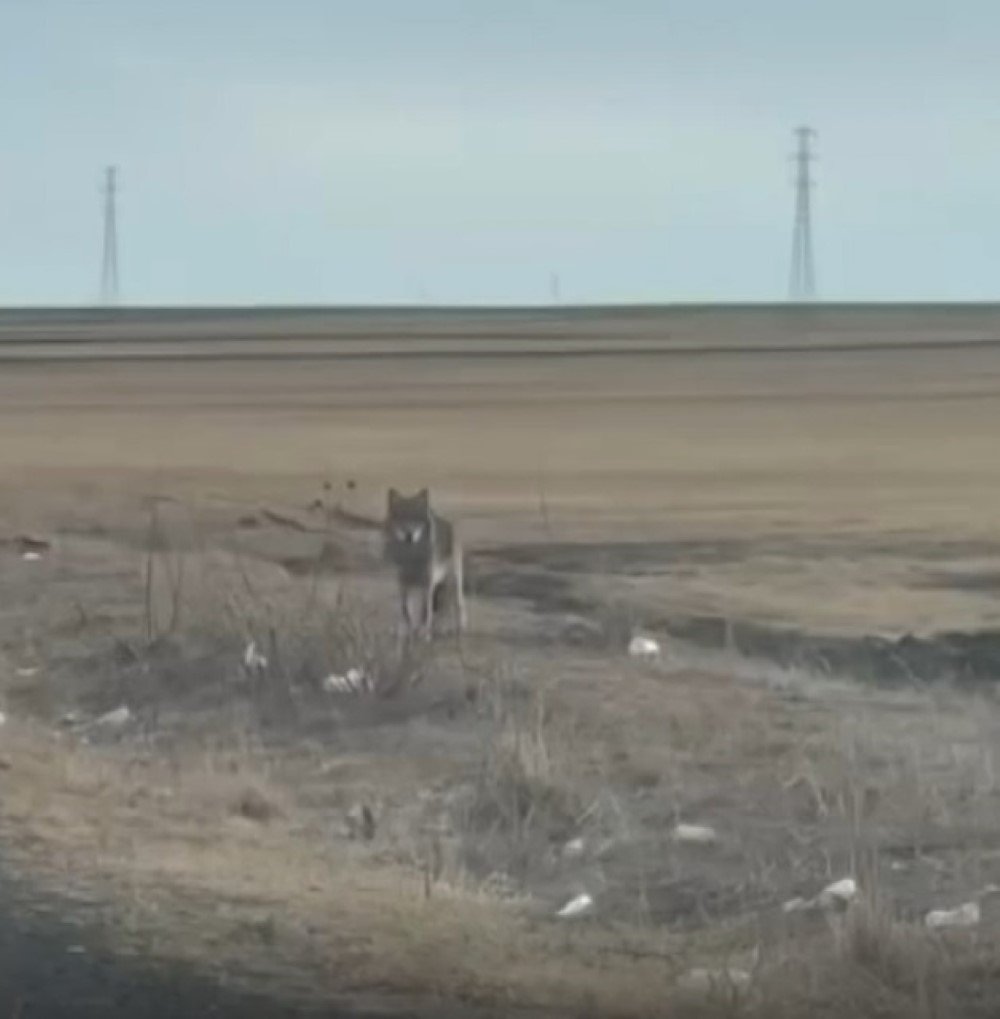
[260,508,319,533]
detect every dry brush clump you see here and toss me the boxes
[447,665,600,888]
[13,501,1000,1015]
[730,698,1000,1019]
[75,506,439,732]
[745,894,993,1019]
[0,718,681,1017]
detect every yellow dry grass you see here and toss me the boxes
[0,719,698,1017]
[3,310,1000,1014]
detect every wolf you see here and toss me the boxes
[383,488,467,638]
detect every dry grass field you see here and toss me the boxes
[3,306,1000,1016]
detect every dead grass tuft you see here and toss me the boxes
[71,518,439,734]
[455,672,587,883]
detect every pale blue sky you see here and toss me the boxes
[1,1,999,305]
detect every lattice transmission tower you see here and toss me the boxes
[788,126,817,301]
[100,165,120,305]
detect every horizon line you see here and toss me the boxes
[3,299,1000,315]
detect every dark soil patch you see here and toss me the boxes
[665,615,1000,688]
[0,872,350,1018]
[916,569,1000,593]
[475,542,1000,688]
[479,536,1000,577]
[470,562,588,614]
[0,862,529,1019]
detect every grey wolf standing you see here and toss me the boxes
[383,488,467,638]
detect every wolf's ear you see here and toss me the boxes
[417,488,430,507]
[387,487,399,508]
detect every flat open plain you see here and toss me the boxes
[3,305,1000,1017]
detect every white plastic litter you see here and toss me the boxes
[345,802,377,840]
[628,635,661,659]
[15,666,39,678]
[925,901,980,930]
[94,705,131,729]
[556,892,594,918]
[21,551,42,562]
[243,641,268,671]
[672,823,718,845]
[679,968,751,995]
[817,877,858,910]
[322,674,343,694]
[782,896,812,914]
[322,667,370,695]
[562,837,586,859]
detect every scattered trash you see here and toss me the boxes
[243,641,268,672]
[15,666,40,679]
[562,837,586,859]
[781,885,854,919]
[782,896,813,914]
[628,634,661,660]
[817,877,858,911]
[322,667,371,695]
[926,901,980,930]
[66,945,86,955]
[556,892,594,919]
[14,536,50,559]
[93,705,131,730]
[345,802,377,841]
[672,823,718,845]
[679,968,751,996]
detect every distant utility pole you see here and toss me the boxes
[549,271,561,303]
[100,165,120,305]
[788,126,817,302]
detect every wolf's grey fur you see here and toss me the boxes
[383,488,466,638]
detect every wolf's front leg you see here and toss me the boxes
[453,554,468,632]
[398,582,415,636]
[422,578,436,640]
